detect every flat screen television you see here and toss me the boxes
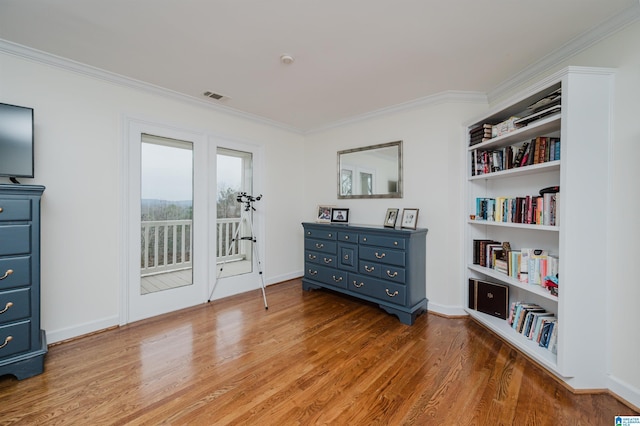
[0,102,34,182]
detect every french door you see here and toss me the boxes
[124,120,209,323]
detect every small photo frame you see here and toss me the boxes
[384,208,399,228]
[331,208,349,224]
[401,208,419,229]
[316,205,334,223]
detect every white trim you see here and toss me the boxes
[46,315,119,345]
[427,302,467,318]
[607,375,640,410]
[0,39,303,135]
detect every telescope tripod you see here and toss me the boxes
[208,199,268,309]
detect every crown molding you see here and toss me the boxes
[487,3,640,103]
[0,39,305,135]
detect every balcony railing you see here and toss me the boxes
[141,218,243,277]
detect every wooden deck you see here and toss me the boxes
[140,259,252,294]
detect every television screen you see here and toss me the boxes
[0,102,34,179]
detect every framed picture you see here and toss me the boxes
[331,208,349,224]
[316,205,334,223]
[401,208,419,229]
[384,208,399,228]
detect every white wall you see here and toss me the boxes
[303,100,487,315]
[0,51,306,342]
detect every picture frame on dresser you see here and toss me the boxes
[331,208,349,223]
[401,208,419,229]
[316,205,333,223]
[384,208,399,228]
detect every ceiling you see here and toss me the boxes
[0,0,638,133]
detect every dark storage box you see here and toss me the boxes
[468,279,509,320]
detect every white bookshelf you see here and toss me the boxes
[463,67,614,389]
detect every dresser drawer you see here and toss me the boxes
[0,199,31,222]
[304,228,337,241]
[0,225,31,256]
[304,238,337,255]
[359,261,406,283]
[0,288,31,324]
[304,263,347,289]
[0,256,31,290]
[359,234,405,250]
[337,231,358,243]
[305,251,337,267]
[359,246,405,267]
[347,275,407,306]
[338,243,358,271]
[0,320,30,360]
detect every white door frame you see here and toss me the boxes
[120,116,210,324]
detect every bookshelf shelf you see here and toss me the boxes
[463,67,613,388]
[467,264,557,301]
[468,160,560,181]
[465,308,558,372]
[468,219,559,232]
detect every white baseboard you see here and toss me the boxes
[267,271,303,286]
[45,315,120,345]
[427,301,467,317]
[608,375,640,411]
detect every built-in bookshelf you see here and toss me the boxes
[463,67,614,389]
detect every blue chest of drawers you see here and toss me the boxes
[302,222,427,325]
[0,184,47,380]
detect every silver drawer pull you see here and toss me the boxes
[308,254,317,260]
[363,237,367,242]
[364,265,375,272]
[332,276,343,283]
[0,269,13,281]
[328,233,332,237]
[0,302,13,315]
[0,207,3,213]
[375,252,386,259]
[0,336,12,350]
[344,236,349,240]
[385,289,399,297]
[344,255,349,260]
[315,243,324,249]
[352,281,364,288]
[386,270,398,278]
[308,269,318,276]
[394,241,398,246]
[323,258,333,264]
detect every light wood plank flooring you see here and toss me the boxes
[0,279,636,425]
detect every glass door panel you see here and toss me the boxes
[216,148,253,278]
[140,134,193,294]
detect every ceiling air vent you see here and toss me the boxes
[203,91,226,100]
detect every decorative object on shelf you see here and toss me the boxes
[331,208,349,224]
[316,205,333,223]
[400,208,419,229]
[468,278,509,320]
[384,208,399,228]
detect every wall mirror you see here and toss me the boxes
[337,140,402,199]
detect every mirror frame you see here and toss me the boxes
[337,140,403,199]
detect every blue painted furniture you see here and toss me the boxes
[302,222,427,325]
[0,184,46,379]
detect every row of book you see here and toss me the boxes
[470,136,560,176]
[508,301,557,353]
[475,192,559,226]
[472,240,559,295]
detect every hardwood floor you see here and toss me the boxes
[0,279,636,425]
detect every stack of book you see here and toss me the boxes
[508,301,557,353]
[472,240,560,296]
[469,124,492,146]
[470,136,560,177]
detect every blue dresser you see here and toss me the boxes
[302,222,427,325]
[0,184,47,379]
